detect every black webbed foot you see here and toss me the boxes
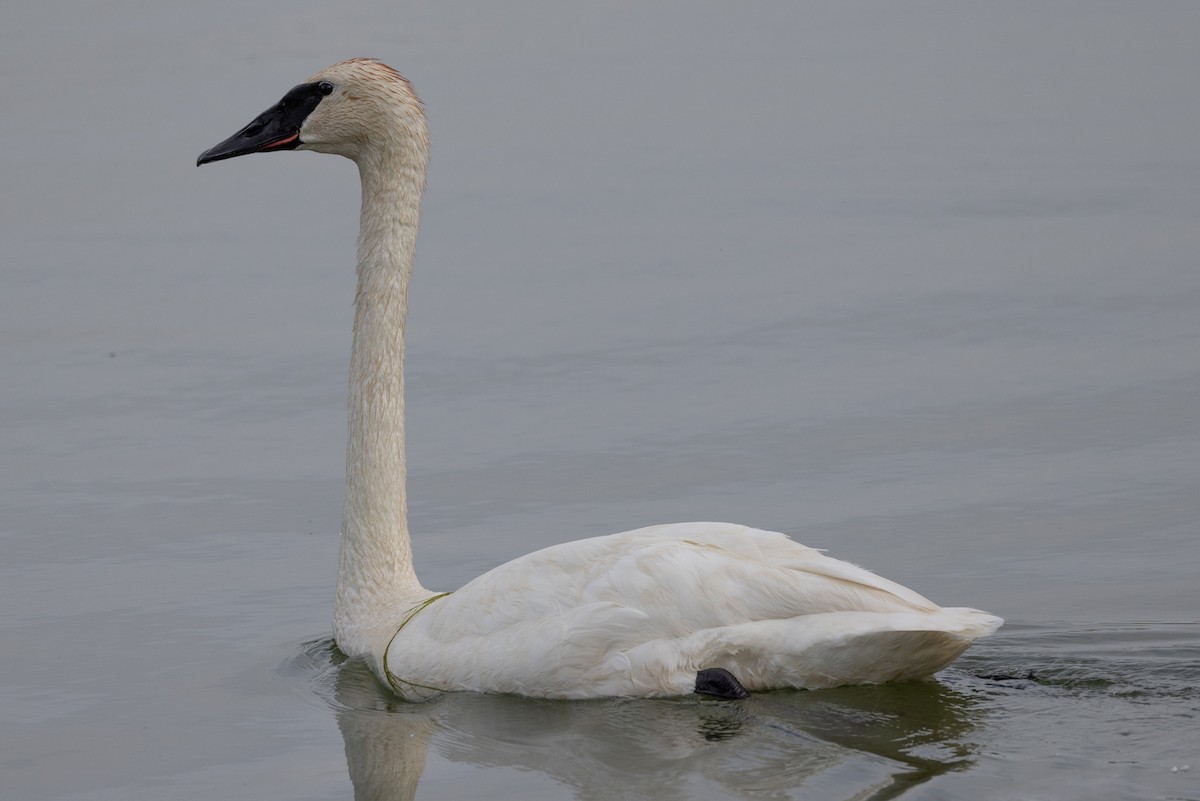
[694,667,751,699]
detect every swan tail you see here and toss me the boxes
[934,606,1005,640]
[623,608,1003,695]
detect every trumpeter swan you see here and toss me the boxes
[197,58,1001,700]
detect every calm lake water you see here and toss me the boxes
[3,2,1199,799]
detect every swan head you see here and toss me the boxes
[197,58,427,167]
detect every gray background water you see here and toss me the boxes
[3,2,1198,799]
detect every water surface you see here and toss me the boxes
[3,2,1199,799]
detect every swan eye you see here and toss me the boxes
[318,81,335,96]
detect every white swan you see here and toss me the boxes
[198,58,1002,701]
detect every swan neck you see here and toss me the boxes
[334,147,430,663]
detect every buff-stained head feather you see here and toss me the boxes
[297,58,428,163]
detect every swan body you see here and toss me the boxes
[386,522,1000,700]
[198,58,1001,700]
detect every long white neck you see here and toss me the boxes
[333,144,432,666]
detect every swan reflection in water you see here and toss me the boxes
[290,638,987,801]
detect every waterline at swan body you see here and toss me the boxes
[197,59,1002,701]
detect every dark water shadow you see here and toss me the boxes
[281,638,993,801]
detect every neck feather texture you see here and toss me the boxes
[333,146,432,664]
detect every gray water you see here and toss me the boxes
[3,2,1199,799]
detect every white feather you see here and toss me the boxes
[389,523,1000,699]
